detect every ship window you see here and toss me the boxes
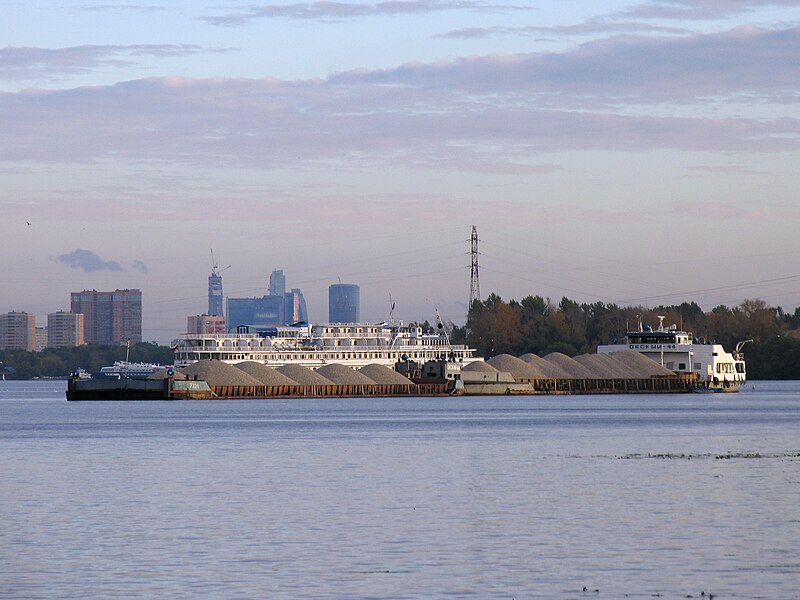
[693,362,702,371]
[736,363,745,373]
[677,363,686,370]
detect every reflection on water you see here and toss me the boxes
[1,381,799,599]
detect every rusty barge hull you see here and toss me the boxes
[67,375,696,400]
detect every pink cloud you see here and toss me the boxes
[672,200,765,220]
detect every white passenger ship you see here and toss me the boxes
[172,322,478,369]
[98,361,167,379]
[597,316,749,392]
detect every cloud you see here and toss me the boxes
[0,45,233,81]
[435,20,688,39]
[76,4,167,12]
[620,0,800,21]
[131,260,148,273]
[1,26,799,175]
[337,26,800,104]
[203,1,533,26]
[671,201,765,220]
[57,249,124,272]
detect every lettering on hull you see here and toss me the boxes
[629,344,678,351]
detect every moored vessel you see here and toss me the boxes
[171,322,478,370]
[97,361,168,379]
[597,316,749,392]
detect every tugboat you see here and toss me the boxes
[597,316,749,392]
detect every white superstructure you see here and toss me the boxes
[597,316,748,392]
[172,322,478,369]
[98,361,166,379]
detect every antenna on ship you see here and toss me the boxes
[435,307,453,352]
[388,293,396,324]
[469,225,481,311]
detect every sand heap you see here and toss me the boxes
[519,353,571,378]
[234,362,298,386]
[597,353,643,378]
[359,364,415,385]
[276,364,333,385]
[543,353,597,379]
[179,360,262,387]
[570,353,676,379]
[462,360,499,373]
[486,354,543,379]
[608,351,675,377]
[572,354,609,377]
[147,368,187,380]
[316,364,376,385]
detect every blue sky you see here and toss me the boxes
[2,1,800,343]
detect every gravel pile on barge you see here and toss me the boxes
[520,353,571,378]
[573,354,618,377]
[591,353,642,378]
[148,368,187,380]
[316,364,376,385]
[609,351,674,377]
[276,364,333,385]
[180,360,262,387]
[462,360,499,373]
[487,354,545,379]
[544,352,598,379]
[359,364,415,385]
[234,362,297,386]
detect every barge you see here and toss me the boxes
[66,358,697,400]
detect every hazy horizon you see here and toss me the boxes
[3,1,799,344]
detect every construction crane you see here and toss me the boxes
[210,248,231,276]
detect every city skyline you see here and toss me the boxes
[2,1,800,344]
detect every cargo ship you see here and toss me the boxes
[597,316,749,392]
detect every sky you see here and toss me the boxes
[2,0,800,344]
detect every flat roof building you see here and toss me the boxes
[187,314,226,335]
[70,289,142,345]
[48,311,85,348]
[0,311,36,351]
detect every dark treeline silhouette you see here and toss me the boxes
[450,294,800,380]
[0,342,174,380]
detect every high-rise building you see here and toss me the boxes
[208,251,228,317]
[285,288,308,324]
[226,271,308,332]
[208,271,224,317]
[269,269,286,297]
[0,311,36,351]
[187,314,226,335]
[35,327,48,352]
[226,295,284,332]
[47,311,85,348]
[70,289,142,344]
[329,283,360,324]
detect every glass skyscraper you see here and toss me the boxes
[328,283,360,324]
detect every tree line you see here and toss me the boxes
[3,298,799,380]
[0,342,174,380]
[449,294,800,380]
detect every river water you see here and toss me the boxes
[1,380,799,599]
